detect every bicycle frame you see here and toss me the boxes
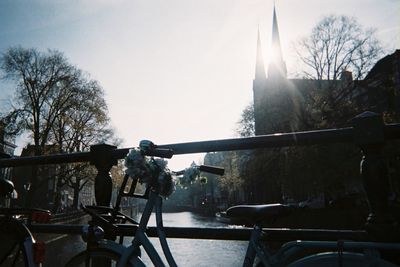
[117,190,177,267]
[78,179,177,266]
[21,234,37,267]
[242,225,272,267]
[0,214,41,267]
[242,223,400,267]
[73,160,224,267]
[0,181,49,267]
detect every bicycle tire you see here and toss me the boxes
[0,218,36,267]
[287,251,399,267]
[64,247,144,267]
[0,241,28,267]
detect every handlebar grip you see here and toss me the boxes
[144,148,174,159]
[199,165,225,175]
[173,170,185,176]
[139,140,173,158]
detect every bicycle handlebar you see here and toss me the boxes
[198,165,225,175]
[143,148,173,158]
[139,140,173,158]
[173,165,225,176]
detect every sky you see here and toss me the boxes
[0,0,399,170]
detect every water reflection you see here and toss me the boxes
[144,211,227,228]
[131,212,248,267]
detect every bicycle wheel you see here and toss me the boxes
[0,218,36,267]
[0,239,36,267]
[0,238,25,267]
[287,252,398,267]
[64,247,143,267]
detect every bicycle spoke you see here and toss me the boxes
[0,241,18,264]
[11,245,21,267]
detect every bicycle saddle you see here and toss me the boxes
[226,203,292,222]
[0,179,14,197]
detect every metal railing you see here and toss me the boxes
[1,111,400,241]
[30,223,369,242]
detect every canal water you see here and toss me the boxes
[42,212,248,267]
[134,212,248,267]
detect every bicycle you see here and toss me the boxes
[0,178,51,267]
[65,140,225,267]
[66,139,400,266]
[226,203,400,266]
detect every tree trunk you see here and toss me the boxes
[52,177,64,213]
[72,178,80,209]
[26,142,41,208]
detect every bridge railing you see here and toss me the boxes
[1,111,400,240]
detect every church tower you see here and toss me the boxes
[253,4,295,135]
[253,27,268,135]
[250,4,298,204]
[255,27,267,81]
[268,6,287,80]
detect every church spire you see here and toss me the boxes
[268,4,287,79]
[255,27,267,81]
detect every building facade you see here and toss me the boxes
[253,7,400,135]
[250,6,399,204]
[0,121,16,180]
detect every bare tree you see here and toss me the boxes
[1,47,120,209]
[51,78,111,152]
[294,15,385,128]
[1,47,81,153]
[49,72,119,210]
[0,47,83,205]
[296,15,383,81]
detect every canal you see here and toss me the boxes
[40,212,248,266]
[138,212,248,266]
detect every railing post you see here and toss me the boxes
[90,144,117,267]
[90,144,117,206]
[352,111,398,239]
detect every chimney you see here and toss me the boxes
[341,70,353,83]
